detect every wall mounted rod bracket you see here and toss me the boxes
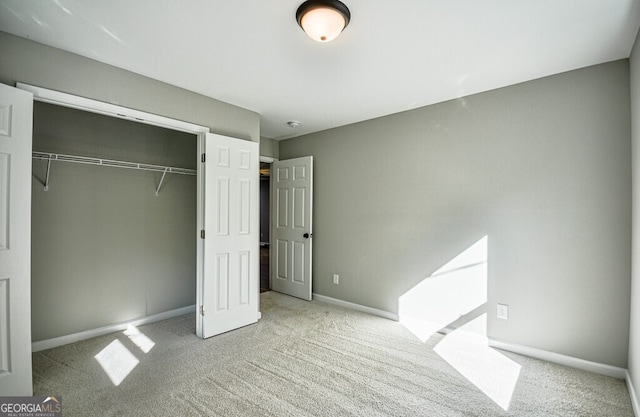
[44,156,52,191]
[155,168,168,197]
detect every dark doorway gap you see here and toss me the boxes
[260,162,271,293]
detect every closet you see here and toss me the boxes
[30,102,197,344]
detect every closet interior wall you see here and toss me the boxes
[31,102,197,342]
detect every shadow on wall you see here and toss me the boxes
[398,236,521,411]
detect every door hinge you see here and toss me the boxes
[201,230,205,239]
[200,305,205,316]
[201,153,206,163]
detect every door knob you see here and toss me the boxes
[303,233,313,239]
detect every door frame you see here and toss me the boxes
[15,83,219,340]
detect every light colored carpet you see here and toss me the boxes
[33,291,633,416]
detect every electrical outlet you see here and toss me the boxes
[497,304,509,320]
[333,274,339,285]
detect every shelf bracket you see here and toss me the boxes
[44,155,52,191]
[155,167,169,197]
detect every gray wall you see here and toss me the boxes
[260,137,280,159]
[280,60,632,368]
[31,102,197,341]
[0,31,264,341]
[628,30,640,400]
[0,31,260,142]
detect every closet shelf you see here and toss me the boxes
[32,151,197,196]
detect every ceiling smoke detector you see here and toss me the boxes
[287,121,302,128]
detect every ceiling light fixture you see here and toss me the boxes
[287,121,301,128]
[296,0,351,43]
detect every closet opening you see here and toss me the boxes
[30,100,198,349]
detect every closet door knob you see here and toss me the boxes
[303,233,313,239]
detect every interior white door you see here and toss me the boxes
[199,133,260,338]
[271,156,313,301]
[0,84,33,395]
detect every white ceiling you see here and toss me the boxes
[1,0,639,140]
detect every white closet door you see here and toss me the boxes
[199,133,260,338]
[0,83,33,395]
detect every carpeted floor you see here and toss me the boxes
[33,291,634,416]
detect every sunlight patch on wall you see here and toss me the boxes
[434,314,521,411]
[94,339,139,386]
[396,234,520,411]
[398,236,488,341]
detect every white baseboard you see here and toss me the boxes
[303,293,636,390]
[627,371,640,417]
[312,293,399,321]
[311,293,629,382]
[489,338,627,379]
[32,304,196,352]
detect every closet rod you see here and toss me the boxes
[32,151,197,195]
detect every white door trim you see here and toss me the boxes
[260,156,278,163]
[16,83,209,134]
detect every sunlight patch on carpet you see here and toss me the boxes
[94,339,139,386]
[434,314,521,411]
[124,324,155,353]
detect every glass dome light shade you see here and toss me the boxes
[296,0,351,42]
